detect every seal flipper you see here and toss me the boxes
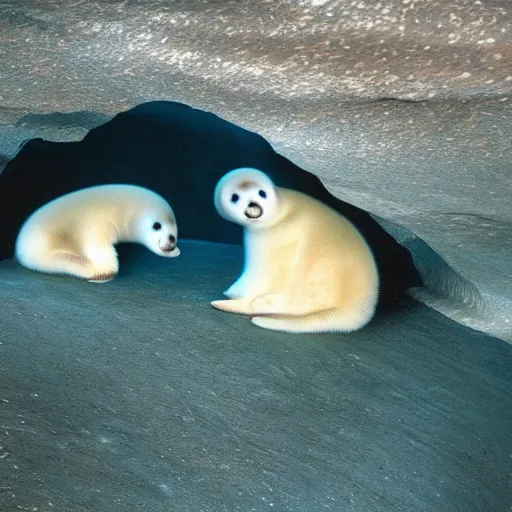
[211,298,254,315]
[251,307,373,334]
[52,251,117,282]
[23,250,95,280]
[88,271,117,283]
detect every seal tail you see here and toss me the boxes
[250,307,374,334]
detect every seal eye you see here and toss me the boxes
[153,222,162,231]
[231,193,239,203]
[258,190,267,198]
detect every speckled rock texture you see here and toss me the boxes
[1,0,511,109]
[0,0,511,341]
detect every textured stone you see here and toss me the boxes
[0,0,511,113]
[0,241,511,512]
[0,0,511,341]
[0,3,512,508]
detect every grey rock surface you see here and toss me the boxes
[0,0,511,341]
[1,241,511,512]
[1,0,511,111]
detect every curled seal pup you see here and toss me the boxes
[15,184,180,282]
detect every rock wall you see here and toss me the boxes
[1,0,511,340]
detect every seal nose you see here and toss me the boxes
[161,234,177,254]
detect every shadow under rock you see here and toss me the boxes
[0,100,422,312]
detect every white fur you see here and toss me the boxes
[15,184,180,282]
[211,168,379,333]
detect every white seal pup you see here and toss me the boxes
[15,184,180,282]
[211,168,379,333]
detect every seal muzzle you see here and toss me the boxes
[244,202,263,219]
